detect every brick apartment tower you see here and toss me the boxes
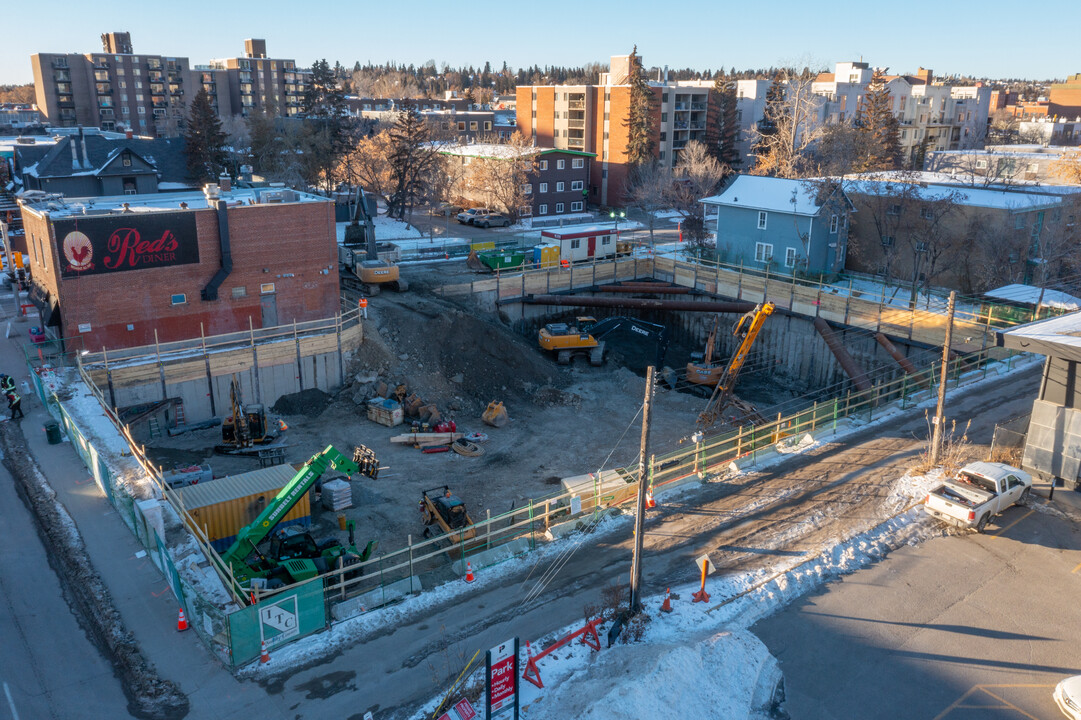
[516,54,713,207]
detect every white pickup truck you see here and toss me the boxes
[925,461,1032,532]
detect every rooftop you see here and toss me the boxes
[700,175,827,216]
[438,143,595,159]
[844,179,1062,211]
[999,311,1081,361]
[985,284,1081,311]
[20,186,329,219]
[540,224,623,237]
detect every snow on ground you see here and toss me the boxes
[335,216,423,244]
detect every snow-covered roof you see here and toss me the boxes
[984,284,1081,311]
[541,224,622,238]
[438,143,595,160]
[21,187,329,218]
[854,171,1081,195]
[999,311,1081,360]
[845,179,1062,211]
[699,175,827,216]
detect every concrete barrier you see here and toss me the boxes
[459,538,531,571]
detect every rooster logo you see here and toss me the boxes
[63,231,93,272]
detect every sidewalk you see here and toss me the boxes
[4,329,292,719]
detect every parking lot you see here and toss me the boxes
[753,490,1081,720]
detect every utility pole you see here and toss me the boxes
[629,366,655,615]
[931,291,956,464]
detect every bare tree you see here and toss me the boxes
[624,161,672,251]
[1049,149,1081,185]
[748,69,823,179]
[668,140,727,249]
[337,129,396,206]
[460,132,538,220]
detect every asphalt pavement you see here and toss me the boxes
[753,490,1081,720]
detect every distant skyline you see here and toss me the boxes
[3,0,1077,86]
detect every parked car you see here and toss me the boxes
[924,461,1032,532]
[428,203,462,217]
[1054,676,1081,719]
[475,213,511,229]
[456,208,492,225]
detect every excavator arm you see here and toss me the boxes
[220,445,361,574]
[697,302,775,429]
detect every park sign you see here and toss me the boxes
[485,637,519,719]
[53,212,199,278]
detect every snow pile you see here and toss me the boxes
[886,468,945,512]
[519,630,781,720]
[335,216,423,243]
[775,433,819,455]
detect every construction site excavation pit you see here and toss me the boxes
[143,274,709,568]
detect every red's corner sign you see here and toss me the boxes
[53,212,199,278]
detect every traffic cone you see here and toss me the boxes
[278,419,289,431]
[177,608,189,632]
[260,640,270,664]
[645,489,656,509]
[660,588,672,613]
[465,562,475,583]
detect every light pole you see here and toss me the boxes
[609,210,625,233]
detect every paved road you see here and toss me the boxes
[0,461,130,720]
[753,493,1081,720]
[266,366,1043,718]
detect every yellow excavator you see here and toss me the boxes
[216,374,281,453]
[538,316,669,367]
[696,302,774,429]
[339,187,408,294]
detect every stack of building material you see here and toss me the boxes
[321,479,352,511]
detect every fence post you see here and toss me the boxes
[901,374,908,409]
[738,260,743,299]
[544,500,551,531]
[529,499,535,550]
[844,280,851,325]
[845,389,852,418]
[811,400,818,431]
[486,509,492,551]
[832,397,839,432]
[736,424,744,458]
[407,534,414,593]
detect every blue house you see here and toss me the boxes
[700,175,852,277]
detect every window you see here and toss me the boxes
[661,113,667,123]
[571,180,583,191]
[572,158,584,169]
[570,238,580,248]
[1027,162,1039,173]
[539,183,548,193]
[604,112,609,120]
[484,121,492,131]
[662,93,669,103]
[829,214,839,233]
[260,283,275,294]
[882,236,895,247]
[887,204,901,216]
[469,121,478,131]
[458,122,465,131]
[1014,214,1026,230]
[754,242,773,263]
[557,159,565,170]
[571,201,583,212]
[601,235,611,245]
[522,183,532,195]
[137,106,145,114]
[231,287,247,299]
[556,202,565,213]
[539,160,548,171]
[915,242,928,253]
[170,293,186,305]
[135,81,142,89]
[604,132,609,140]
[659,152,665,160]
[119,80,126,89]
[538,204,548,215]
[921,207,934,220]
[556,181,565,192]
[784,248,798,268]
[660,132,667,142]
[122,152,132,167]
[757,211,767,230]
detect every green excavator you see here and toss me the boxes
[218,444,380,593]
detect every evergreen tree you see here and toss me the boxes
[183,88,227,184]
[857,68,902,171]
[303,58,350,190]
[623,45,657,167]
[386,108,440,219]
[705,71,741,173]
[752,76,786,168]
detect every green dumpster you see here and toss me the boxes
[45,420,62,445]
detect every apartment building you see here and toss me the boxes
[811,62,991,166]
[31,33,309,136]
[926,145,1081,185]
[516,53,717,206]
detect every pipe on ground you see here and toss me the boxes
[875,333,918,375]
[522,295,755,313]
[814,318,872,392]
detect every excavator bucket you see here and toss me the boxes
[482,400,509,428]
[466,249,488,272]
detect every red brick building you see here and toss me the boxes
[20,185,339,351]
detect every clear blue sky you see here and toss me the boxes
[3,0,1075,85]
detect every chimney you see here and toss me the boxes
[917,67,933,84]
[218,173,232,192]
[204,183,220,202]
[125,128,133,139]
[80,130,91,170]
[69,136,81,170]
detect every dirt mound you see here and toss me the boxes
[272,388,332,417]
[533,387,582,409]
[350,294,562,415]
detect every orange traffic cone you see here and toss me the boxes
[645,489,656,509]
[465,562,475,583]
[260,640,270,664]
[660,588,672,613]
[177,608,189,632]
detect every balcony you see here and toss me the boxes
[52,58,69,69]
[147,59,162,70]
[150,84,165,95]
[568,100,585,110]
[568,118,586,129]
[567,137,585,149]
[55,70,72,82]
[153,101,168,109]
[100,108,114,118]
[98,100,113,108]
[149,71,163,82]
[691,102,707,110]
[203,86,216,95]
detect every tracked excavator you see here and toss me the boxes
[219,444,380,593]
[538,315,670,368]
[216,374,281,453]
[696,302,774,429]
[338,187,408,295]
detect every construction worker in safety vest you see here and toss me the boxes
[358,297,368,319]
[7,390,23,420]
[0,374,14,396]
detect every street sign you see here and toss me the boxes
[485,637,519,719]
[695,554,716,575]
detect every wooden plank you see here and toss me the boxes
[162,360,207,385]
[390,432,463,444]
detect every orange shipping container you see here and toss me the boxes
[178,464,312,552]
